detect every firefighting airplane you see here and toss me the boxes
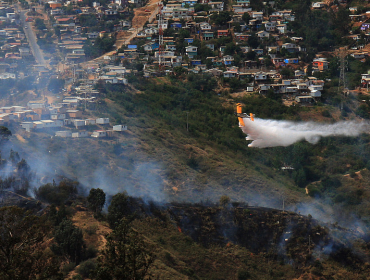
[236,103,254,127]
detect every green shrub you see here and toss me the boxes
[85,245,98,259]
[322,109,331,118]
[34,179,78,205]
[77,259,96,278]
[219,195,230,206]
[308,187,321,198]
[237,269,250,280]
[85,224,98,236]
[61,262,76,276]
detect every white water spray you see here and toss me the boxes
[241,118,370,148]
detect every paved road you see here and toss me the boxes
[19,8,47,67]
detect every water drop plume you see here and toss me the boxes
[241,118,370,148]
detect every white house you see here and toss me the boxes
[252,11,263,20]
[73,119,86,128]
[21,122,33,132]
[113,125,127,131]
[56,131,72,137]
[91,130,107,137]
[41,120,56,128]
[85,119,96,125]
[310,90,321,97]
[199,22,212,31]
[33,121,44,129]
[96,117,109,124]
[257,30,270,38]
[72,131,89,137]
[312,2,326,9]
[276,24,287,34]
[265,22,276,32]
[255,72,268,80]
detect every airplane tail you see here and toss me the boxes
[237,103,242,114]
[238,117,245,127]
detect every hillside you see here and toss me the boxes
[14,194,369,280]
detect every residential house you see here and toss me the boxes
[171,22,182,29]
[185,45,198,57]
[191,60,201,66]
[252,11,263,20]
[217,30,229,37]
[208,1,224,10]
[312,58,328,71]
[236,0,250,6]
[276,24,287,34]
[281,43,298,53]
[255,72,268,81]
[91,130,107,137]
[66,110,82,118]
[201,31,214,40]
[113,125,127,131]
[234,33,249,41]
[96,117,109,124]
[223,55,234,66]
[205,43,215,51]
[295,96,314,103]
[312,2,326,9]
[223,71,237,78]
[351,52,367,59]
[257,30,270,38]
[265,21,276,32]
[184,37,194,44]
[251,48,263,57]
[143,42,159,52]
[72,131,89,137]
[56,131,72,137]
[182,0,197,6]
[361,23,370,31]
[284,58,299,64]
[199,22,212,31]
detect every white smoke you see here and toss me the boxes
[241,118,370,148]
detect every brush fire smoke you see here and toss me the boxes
[241,118,370,148]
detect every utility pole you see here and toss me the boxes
[158,2,164,72]
[186,111,189,132]
[338,47,348,99]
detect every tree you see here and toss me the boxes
[34,18,47,30]
[242,12,250,24]
[0,206,62,280]
[0,126,11,144]
[92,218,155,280]
[280,67,294,78]
[47,78,65,93]
[9,149,20,164]
[35,179,78,205]
[173,66,187,77]
[107,192,134,229]
[87,188,106,216]
[52,219,86,264]
[219,195,230,206]
[210,11,231,26]
[16,158,30,177]
[247,34,259,49]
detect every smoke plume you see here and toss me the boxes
[241,118,370,148]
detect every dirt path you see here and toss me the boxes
[84,0,160,67]
[71,210,112,251]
